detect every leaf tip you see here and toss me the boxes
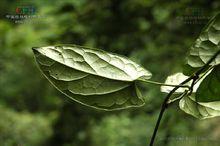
[32,47,40,54]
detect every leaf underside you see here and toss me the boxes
[184,12,220,76]
[179,95,220,119]
[33,45,152,110]
[160,72,189,93]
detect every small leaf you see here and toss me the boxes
[183,12,220,75]
[179,95,220,119]
[196,64,220,102]
[33,45,152,110]
[160,72,204,93]
[161,73,189,93]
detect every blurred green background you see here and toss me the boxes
[0,0,220,146]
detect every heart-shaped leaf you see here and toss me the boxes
[179,95,220,119]
[184,12,220,76]
[33,45,152,110]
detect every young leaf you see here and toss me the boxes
[161,73,189,93]
[179,95,220,119]
[160,72,203,93]
[32,45,152,110]
[195,64,220,102]
[184,12,220,75]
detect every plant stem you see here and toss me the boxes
[194,66,214,85]
[148,49,220,146]
[143,80,190,89]
[149,77,193,146]
[167,90,188,105]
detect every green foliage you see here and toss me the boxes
[180,12,220,119]
[91,113,160,146]
[1,0,220,146]
[0,106,52,146]
[33,45,151,110]
[196,65,220,102]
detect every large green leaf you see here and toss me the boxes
[195,64,220,102]
[184,12,220,76]
[179,95,220,119]
[32,45,152,110]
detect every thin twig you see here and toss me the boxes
[167,90,188,105]
[143,80,190,89]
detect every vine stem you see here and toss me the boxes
[143,80,190,89]
[148,49,220,146]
